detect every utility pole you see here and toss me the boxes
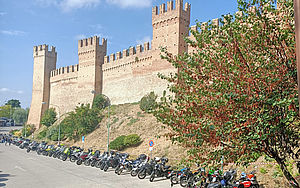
[295,0,300,115]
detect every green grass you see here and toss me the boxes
[260,167,268,174]
[137,111,145,117]
[127,118,139,126]
[111,117,119,125]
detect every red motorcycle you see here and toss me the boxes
[233,171,259,188]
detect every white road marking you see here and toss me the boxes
[15,165,26,172]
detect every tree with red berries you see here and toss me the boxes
[154,0,300,186]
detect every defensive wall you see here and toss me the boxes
[28,0,224,129]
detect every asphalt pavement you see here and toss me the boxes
[0,127,174,188]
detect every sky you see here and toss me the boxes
[0,0,238,108]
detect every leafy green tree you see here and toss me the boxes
[40,108,57,127]
[139,92,157,113]
[59,104,102,141]
[0,105,12,118]
[92,94,110,110]
[154,0,299,187]
[5,99,21,108]
[12,108,28,124]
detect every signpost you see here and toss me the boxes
[82,136,85,149]
[149,140,154,159]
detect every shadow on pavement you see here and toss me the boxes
[0,172,10,187]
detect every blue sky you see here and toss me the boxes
[0,0,238,108]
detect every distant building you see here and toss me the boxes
[0,117,14,126]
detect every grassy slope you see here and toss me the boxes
[72,103,188,166]
[36,103,299,187]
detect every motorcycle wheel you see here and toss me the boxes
[100,163,105,170]
[37,150,41,155]
[131,169,138,177]
[27,148,31,153]
[180,177,188,187]
[138,170,147,179]
[49,152,53,157]
[104,165,109,172]
[91,161,96,167]
[84,160,90,166]
[117,169,123,175]
[62,155,67,161]
[53,153,57,158]
[76,159,83,165]
[95,161,101,168]
[70,156,76,162]
[170,175,178,185]
[149,172,155,182]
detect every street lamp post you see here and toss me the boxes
[42,102,60,144]
[107,104,110,152]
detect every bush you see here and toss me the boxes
[37,129,47,139]
[139,92,157,113]
[124,134,141,147]
[92,94,110,110]
[109,134,141,151]
[21,124,36,137]
[41,108,57,127]
[109,135,126,150]
[59,104,102,141]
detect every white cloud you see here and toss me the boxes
[0,88,9,92]
[0,12,7,16]
[94,33,111,39]
[106,0,152,8]
[136,36,151,45]
[60,0,101,12]
[89,24,103,30]
[35,0,100,12]
[75,33,111,40]
[75,34,87,40]
[0,30,26,36]
[0,88,24,94]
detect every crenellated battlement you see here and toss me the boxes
[78,36,107,55]
[78,36,106,48]
[152,0,190,25]
[104,42,151,64]
[33,44,56,57]
[50,64,79,78]
[152,0,190,16]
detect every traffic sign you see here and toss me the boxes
[82,136,85,143]
[149,140,154,147]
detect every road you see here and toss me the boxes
[0,128,174,188]
[0,126,22,134]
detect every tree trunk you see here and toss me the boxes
[273,153,299,188]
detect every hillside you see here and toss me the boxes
[72,103,188,165]
[34,103,298,187]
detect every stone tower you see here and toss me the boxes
[152,0,191,55]
[27,45,57,129]
[77,36,107,105]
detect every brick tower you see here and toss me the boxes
[77,36,107,105]
[152,0,191,55]
[27,45,57,129]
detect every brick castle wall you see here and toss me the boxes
[27,0,195,128]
